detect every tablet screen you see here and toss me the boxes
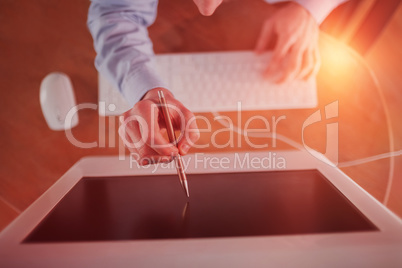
[24,170,377,242]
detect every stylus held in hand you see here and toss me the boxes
[158,90,190,197]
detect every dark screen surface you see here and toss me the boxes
[24,170,377,242]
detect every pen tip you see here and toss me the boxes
[183,180,190,198]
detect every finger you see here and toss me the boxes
[311,43,321,77]
[265,34,295,77]
[297,48,315,80]
[119,117,144,153]
[121,121,174,165]
[297,20,319,80]
[160,100,185,131]
[255,19,274,54]
[303,20,320,79]
[139,101,179,156]
[118,123,139,154]
[177,110,200,155]
[276,43,304,83]
[133,134,174,165]
[166,100,200,155]
[275,33,297,59]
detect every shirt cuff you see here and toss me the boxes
[121,62,167,107]
[294,0,347,24]
[264,0,347,24]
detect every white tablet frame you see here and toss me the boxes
[0,150,401,267]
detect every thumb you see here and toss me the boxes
[177,111,200,155]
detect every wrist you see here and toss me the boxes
[142,87,174,101]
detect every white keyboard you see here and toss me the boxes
[99,51,317,116]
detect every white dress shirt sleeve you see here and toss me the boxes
[87,0,166,107]
[88,0,347,107]
[264,0,347,24]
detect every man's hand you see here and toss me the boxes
[119,88,200,165]
[255,2,320,83]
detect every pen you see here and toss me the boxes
[157,90,190,197]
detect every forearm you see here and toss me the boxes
[87,0,166,107]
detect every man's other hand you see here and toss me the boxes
[255,2,320,83]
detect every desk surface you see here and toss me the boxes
[0,0,401,232]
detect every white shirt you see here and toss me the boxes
[87,0,346,107]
